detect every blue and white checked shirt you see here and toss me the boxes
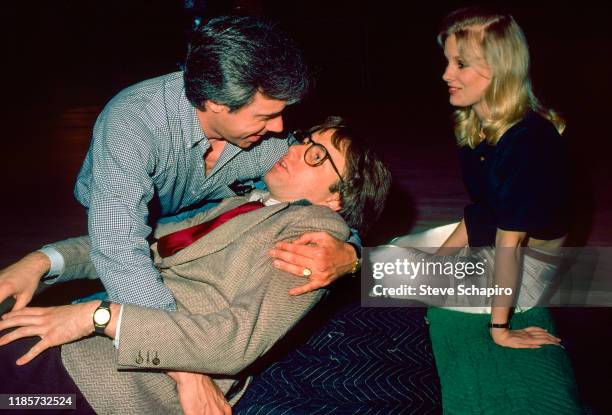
[70,72,290,310]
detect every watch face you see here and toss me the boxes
[93,308,111,325]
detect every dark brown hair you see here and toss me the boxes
[309,116,392,233]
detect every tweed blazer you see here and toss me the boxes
[50,196,349,414]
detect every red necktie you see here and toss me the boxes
[157,201,265,258]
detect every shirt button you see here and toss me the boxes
[479,156,485,161]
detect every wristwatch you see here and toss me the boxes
[93,300,112,335]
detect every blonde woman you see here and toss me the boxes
[385,7,582,414]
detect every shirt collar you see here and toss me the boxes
[248,189,280,206]
[247,189,311,207]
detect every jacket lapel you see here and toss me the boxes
[154,200,290,268]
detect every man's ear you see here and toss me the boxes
[204,100,230,114]
[324,193,342,212]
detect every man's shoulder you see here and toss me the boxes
[103,71,184,117]
[274,203,350,238]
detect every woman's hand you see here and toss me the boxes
[490,326,562,348]
[167,371,231,415]
[0,301,98,365]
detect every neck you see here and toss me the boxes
[195,108,222,140]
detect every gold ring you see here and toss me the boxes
[302,268,312,277]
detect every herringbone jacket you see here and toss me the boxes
[50,196,349,414]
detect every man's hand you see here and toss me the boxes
[269,232,357,296]
[0,252,51,312]
[490,327,562,349]
[0,301,97,365]
[167,371,231,415]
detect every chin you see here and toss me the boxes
[450,98,471,108]
[238,141,254,149]
[449,96,462,106]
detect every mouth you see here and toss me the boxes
[448,86,460,95]
[276,158,289,172]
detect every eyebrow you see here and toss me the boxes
[258,111,283,120]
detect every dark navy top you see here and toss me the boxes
[459,112,570,247]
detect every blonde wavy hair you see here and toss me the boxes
[438,7,565,148]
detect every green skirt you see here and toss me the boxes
[427,307,582,415]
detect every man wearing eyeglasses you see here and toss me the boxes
[0,117,391,415]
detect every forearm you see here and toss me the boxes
[490,229,524,329]
[88,198,176,310]
[491,245,521,324]
[487,236,562,348]
[90,249,176,310]
[20,251,51,278]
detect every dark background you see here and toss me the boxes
[1,0,611,413]
[3,0,611,147]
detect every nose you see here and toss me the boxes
[442,63,454,83]
[287,142,306,161]
[266,115,284,133]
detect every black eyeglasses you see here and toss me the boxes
[293,130,344,183]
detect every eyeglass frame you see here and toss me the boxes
[292,130,345,184]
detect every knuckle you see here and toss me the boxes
[313,263,326,272]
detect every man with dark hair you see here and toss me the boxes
[0,118,392,414]
[184,16,309,112]
[38,15,359,316]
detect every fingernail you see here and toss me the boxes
[273,260,281,267]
